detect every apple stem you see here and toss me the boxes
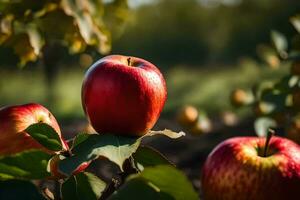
[263,128,275,157]
[127,57,131,66]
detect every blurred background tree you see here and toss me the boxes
[0,0,129,106]
[113,0,300,66]
[0,0,299,120]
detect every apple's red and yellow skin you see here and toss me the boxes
[0,103,68,155]
[202,136,300,200]
[0,103,89,178]
[82,55,167,136]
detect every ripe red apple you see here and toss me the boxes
[202,136,300,199]
[0,103,68,155]
[0,103,89,178]
[82,55,167,136]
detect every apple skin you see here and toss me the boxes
[0,103,68,155]
[0,103,90,178]
[202,136,300,200]
[82,55,167,136]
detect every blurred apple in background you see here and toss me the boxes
[220,111,238,127]
[177,105,199,126]
[190,112,212,135]
[230,89,254,107]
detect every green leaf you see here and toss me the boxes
[0,14,13,44]
[61,0,111,54]
[0,150,51,180]
[59,130,184,176]
[256,44,280,68]
[259,88,290,113]
[291,15,300,34]
[133,146,172,171]
[271,30,288,58]
[287,51,300,61]
[59,134,140,176]
[274,75,299,90]
[109,165,199,200]
[25,123,63,151]
[0,179,46,200]
[26,23,44,56]
[72,133,91,149]
[61,172,106,200]
[108,178,161,200]
[254,117,277,137]
[61,176,77,200]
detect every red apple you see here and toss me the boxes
[82,55,167,136]
[202,136,300,199]
[0,103,68,155]
[0,103,90,178]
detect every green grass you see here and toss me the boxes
[164,59,288,117]
[0,60,288,121]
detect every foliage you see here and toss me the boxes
[231,14,300,141]
[0,150,51,180]
[0,121,197,199]
[0,0,129,66]
[109,165,199,200]
[114,0,300,65]
[0,180,46,200]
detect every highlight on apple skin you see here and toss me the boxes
[0,103,68,155]
[82,55,167,137]
[201,136,300,200]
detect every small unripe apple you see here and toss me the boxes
[230,89,253,107]
[82,55,167,136]
[177,105,198,126]
[220,111,238,127]
[266,55,280,69]
[253,101,274,116]
[0,103,68,155]
[190,112,212,135]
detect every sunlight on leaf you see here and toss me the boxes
[291,15,300,34]
[146,129,185,138]
[59,129,185,176]
[254,117,277,137]
[61,172,106,200]
[271,30,288,59]
[0,150,51,180]
[109,165,199,200]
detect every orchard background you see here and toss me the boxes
[0,0,300,199]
